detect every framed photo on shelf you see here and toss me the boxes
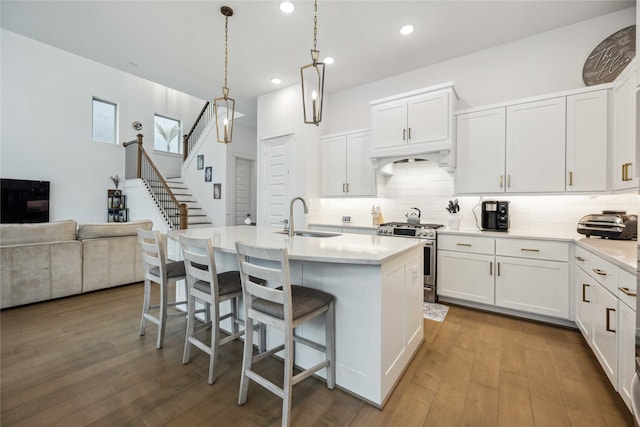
[213,183,221,199]
[205,166,212,182]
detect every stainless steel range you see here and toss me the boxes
[377,222,443,302]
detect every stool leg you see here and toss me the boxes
[183,290,196,364]
[209,298,220,385]
[282,330,294,427]
[139,279,151,336]
[156,280,168,349]
[325,301,336,390]
[238,317,254,405]
[259,322,267,353]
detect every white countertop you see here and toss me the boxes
[171,225,423,265]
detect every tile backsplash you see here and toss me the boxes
[309,160,638,234]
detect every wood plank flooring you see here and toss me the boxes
[1,283,633,426]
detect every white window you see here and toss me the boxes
[154,114,182,154]
[92,98,117,144]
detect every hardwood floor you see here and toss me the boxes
[1,283,633,426]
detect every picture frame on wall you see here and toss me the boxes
[205,166,212,182]
[197,154,204,170]
[213,183,221,199]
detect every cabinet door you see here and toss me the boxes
[455,108,506,194]
[592,283,618,387]
[566,90,608,192]
[575,266,594,341]
[371,100,407,149]
[618,300,636,411]
[345,131,376,196]
[407,90,450,145]
[437,250,494,304]
[612,68,638,190]
[506,97,566,192]
[495,256,569,319]
[320,135,347,197]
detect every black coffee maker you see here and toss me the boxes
[481,201,510,231]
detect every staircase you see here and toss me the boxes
[164,178,213,228]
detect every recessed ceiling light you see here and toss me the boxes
[279,1,295,14]
[271,77,282,85]
[400,24,414,35]
[323,57,334,65]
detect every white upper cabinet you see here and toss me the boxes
[370,83,455,158]
[321,129,376,197]
[611,63,638,190]
[455,108,506,194]
[566,90,608,192]
[506,97,566,193]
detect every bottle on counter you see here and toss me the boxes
[377,206,384,224]
[371,205,379,226]
[244,214,252,225]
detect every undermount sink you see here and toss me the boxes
[274,230,342,238]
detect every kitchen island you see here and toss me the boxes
[169,225,425,407]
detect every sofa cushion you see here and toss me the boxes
[77,220,152,240]
[0,220,78,246]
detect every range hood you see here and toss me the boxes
[369,142,455,172]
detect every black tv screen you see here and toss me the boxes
[1,179,50,224]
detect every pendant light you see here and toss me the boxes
[214,6,235,144]
[300,0,325,126]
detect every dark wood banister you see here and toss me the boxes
[124,134,188,229]
[183,101,210,161]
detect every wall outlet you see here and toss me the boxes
[342,216,351,224]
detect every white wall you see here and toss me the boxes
[181,117,257,226]
[1,29,205,224]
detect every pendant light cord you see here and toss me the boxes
[313,0,318,51]
[224,14,229,96]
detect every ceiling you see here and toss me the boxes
[1,1,635,126]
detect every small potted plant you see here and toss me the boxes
[110,174,122,196]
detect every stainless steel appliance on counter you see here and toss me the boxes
[377,222,443,302]
[577,210,637,240]
[481,200,510,231]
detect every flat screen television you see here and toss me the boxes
[1,179,50,223]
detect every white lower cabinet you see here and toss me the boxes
[573,244,636,412]
[591,281,618,386]
[495,256,569,318]
[437,250,495,305]
[618,300,636,410]
[438,235,569,320]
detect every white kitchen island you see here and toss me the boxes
[169,225,424,408]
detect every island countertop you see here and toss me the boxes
[171,225,424,265]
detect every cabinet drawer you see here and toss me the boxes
[617,269,637,310]
[495,238,569,261]
[574,245,592,270]
[589,256,619,295]
[438,235,494,254]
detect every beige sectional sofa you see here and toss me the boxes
[0,219,152,309]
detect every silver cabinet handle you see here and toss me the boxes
[403,129,406,141]
[408,127,412,139]
[619,287,637,297]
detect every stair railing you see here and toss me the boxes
[182,101,213,161]
[123,134,188,230]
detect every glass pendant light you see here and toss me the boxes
[214,6,235,143]
[300,0,325,126]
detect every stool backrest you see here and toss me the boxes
[234,242,293,321]
[180,234,219,294]
[137,229,167,281]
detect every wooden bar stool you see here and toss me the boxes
[137,229,188,349]
[180,234,245,385]
[234,242,336,427]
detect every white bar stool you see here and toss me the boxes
[234,241,336,427]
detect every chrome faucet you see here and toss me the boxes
[288,197,308,236]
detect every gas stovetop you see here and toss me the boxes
[377,222,443,239]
